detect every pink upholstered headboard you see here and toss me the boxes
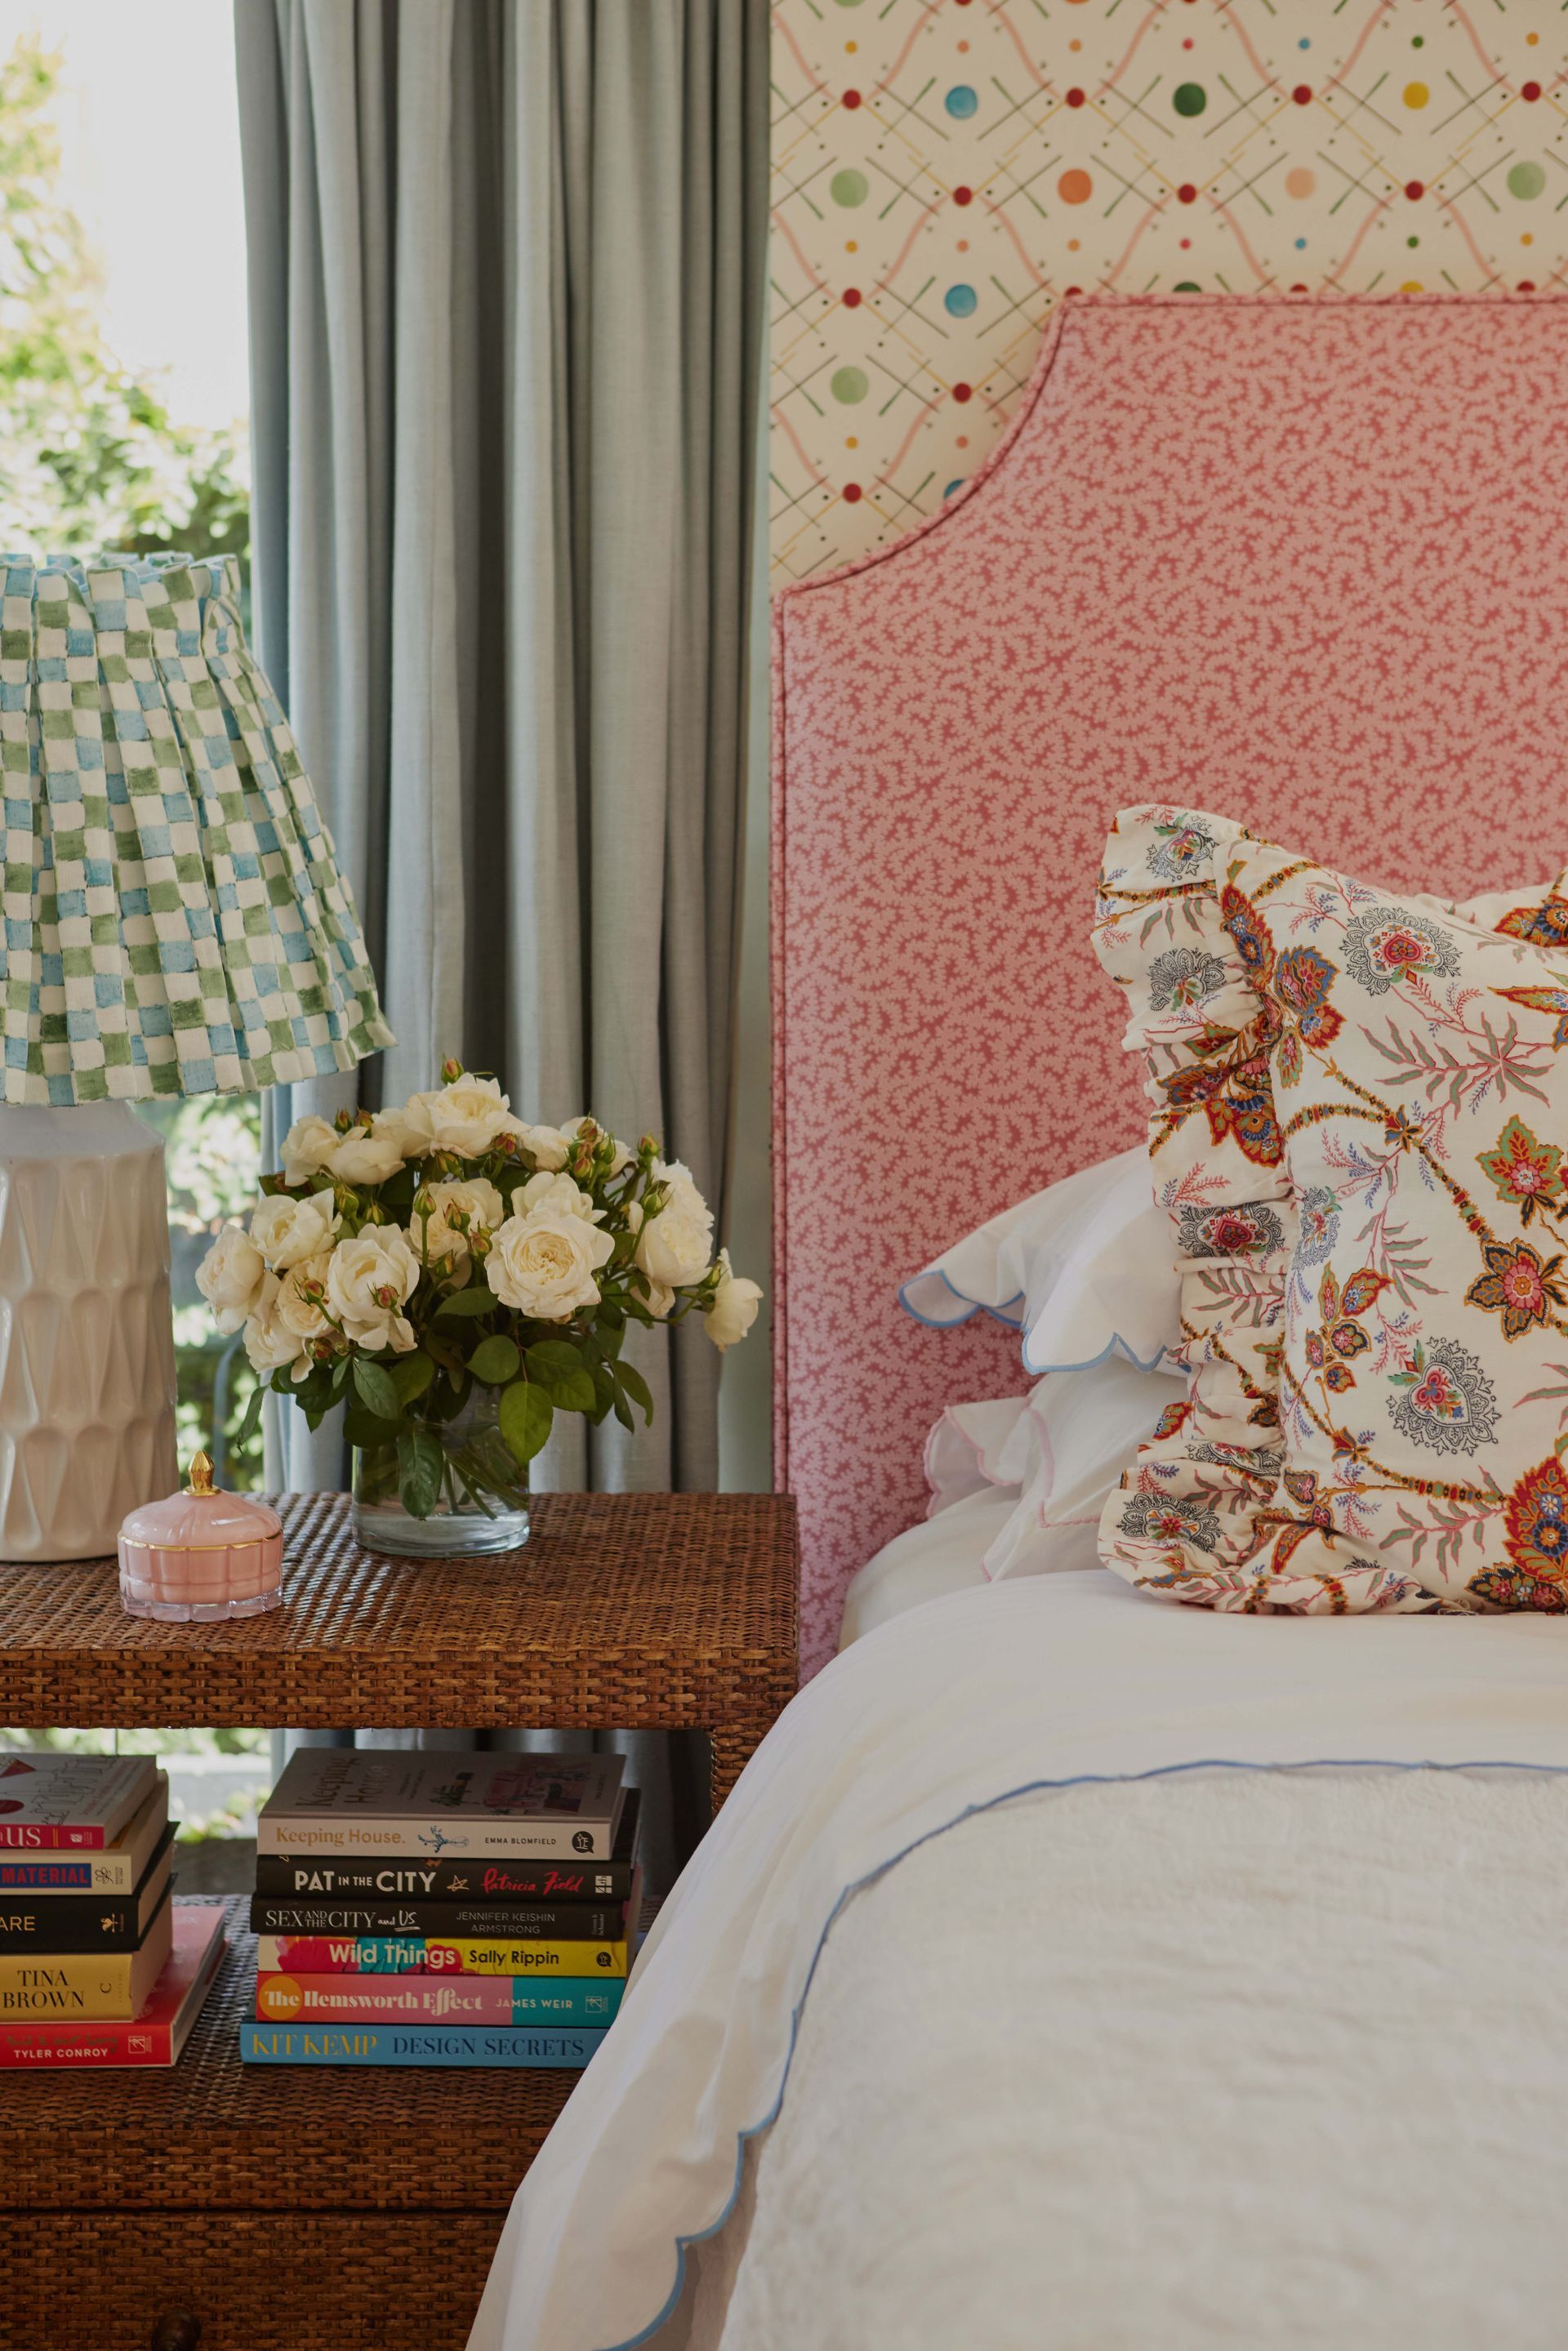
[773,291,1568,1677]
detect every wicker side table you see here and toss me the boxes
[0,1489,799,2351]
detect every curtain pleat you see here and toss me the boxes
[234,0,768,1893]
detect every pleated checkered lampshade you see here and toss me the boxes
[0,553,392,1104]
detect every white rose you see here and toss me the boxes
[413,1178,506,1267]
[278,1113,341,1188]
[243,1271,307,1378]
[251,1187,341,1272]
[635,1162,714,1289]
[486,1210,614,1322]
[643,1280,675,1320]
[706,1249,763,1351]
[372,1100,434,1161]
[195,1221,265,1335]
[326,1227,421,1353]
[274,1250,334,1342]
[411,1076,515,1158]
[517,1122,573,1173]
[328,1124,404,1186]
[513,1170,604,1224]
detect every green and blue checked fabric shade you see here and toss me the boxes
[1,553,392,1104]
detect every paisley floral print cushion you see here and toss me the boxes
[1093,805,1568,1614]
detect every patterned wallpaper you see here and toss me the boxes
[770,0,1568,581]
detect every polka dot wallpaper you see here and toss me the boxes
[770,0,1568,581]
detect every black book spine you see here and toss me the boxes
[250,1896,626,1940]
[252,1856,635,1902]
[0,1895,143,1952]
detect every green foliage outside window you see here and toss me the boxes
[0,36,249,565]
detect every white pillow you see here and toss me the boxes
[898,1146,1179,1374]
[837,1491,1007,1649]
[982,1355,1187,1580]
[920,1353,1189,1579]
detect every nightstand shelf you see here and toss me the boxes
[0,1489,799,2351]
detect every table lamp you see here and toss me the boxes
[0,554,391,1561]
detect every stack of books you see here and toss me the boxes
[241,1748,640,2069]
[0,1752,227,2068]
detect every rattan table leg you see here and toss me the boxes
[710,1719,771,1816]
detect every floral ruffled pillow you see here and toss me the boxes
[1092,804,1568,1614]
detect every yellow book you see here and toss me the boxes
[0,1891,172,2019]
[254,1931,628,1978]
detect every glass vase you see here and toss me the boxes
[351,1385,531,1558]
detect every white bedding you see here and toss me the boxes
[676,1768,1568,2349]
[835,1489,1002,1646]
[469,1574,1568,2351]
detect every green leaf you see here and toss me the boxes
[470,1334,521,1386]
[500,1378,554,1466]
[614,1360,654,1426]
[329,1354,351,1393]
[234,1379,265,1450]
[424,1370,473,1423]
[435,1287,498,1320]
[352,1356,400,1422]
[390,1351,436,1406]
[344,1403,400,1450]
[524,1341,596,1414]
[396,1427,445,1518]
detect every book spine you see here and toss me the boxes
[239,2021,608,2068]
[0,1897,145,1952]
[256,1813,616,1859]
[0,1853,136,1893]
[256,1935,627,1978]
[0,2018,176,2067]
[0,1824,107,1852]
[252,1856,635,1901]
[250,1898,625,1940]
[256,1972,621,2026]
[0,1954,140,2013]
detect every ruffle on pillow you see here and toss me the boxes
[1093,808,1359,1610]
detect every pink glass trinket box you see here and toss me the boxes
[118,1451,284,1623]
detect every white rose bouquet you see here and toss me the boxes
[198,1060,761,1523]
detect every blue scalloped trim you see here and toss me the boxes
[896,1271,1026,1329]
[1018,1329,1173,1377]
[596,1753,1568,2351]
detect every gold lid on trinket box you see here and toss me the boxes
[118,1449,284,1623]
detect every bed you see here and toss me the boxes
[469,293,1568,2351]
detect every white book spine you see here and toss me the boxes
[256,1813,616,1859]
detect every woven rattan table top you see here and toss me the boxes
[0,1897,576,2213]
[0,1489,799,1728]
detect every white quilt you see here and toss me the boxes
[674,1769,1568,2349]
[468,1574,1568,2351]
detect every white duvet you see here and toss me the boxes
[469,1574,1568,2351]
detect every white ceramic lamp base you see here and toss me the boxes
[0,1103,178,1561]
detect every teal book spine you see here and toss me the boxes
[239,2021,608,2068]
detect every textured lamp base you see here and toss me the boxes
[0,1103,178,1561]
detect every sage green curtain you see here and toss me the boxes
[234,0,769,1867]
[235,0,768,1502]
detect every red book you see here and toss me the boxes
[0,1753,158,1852]
[0,1905,226,2068]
